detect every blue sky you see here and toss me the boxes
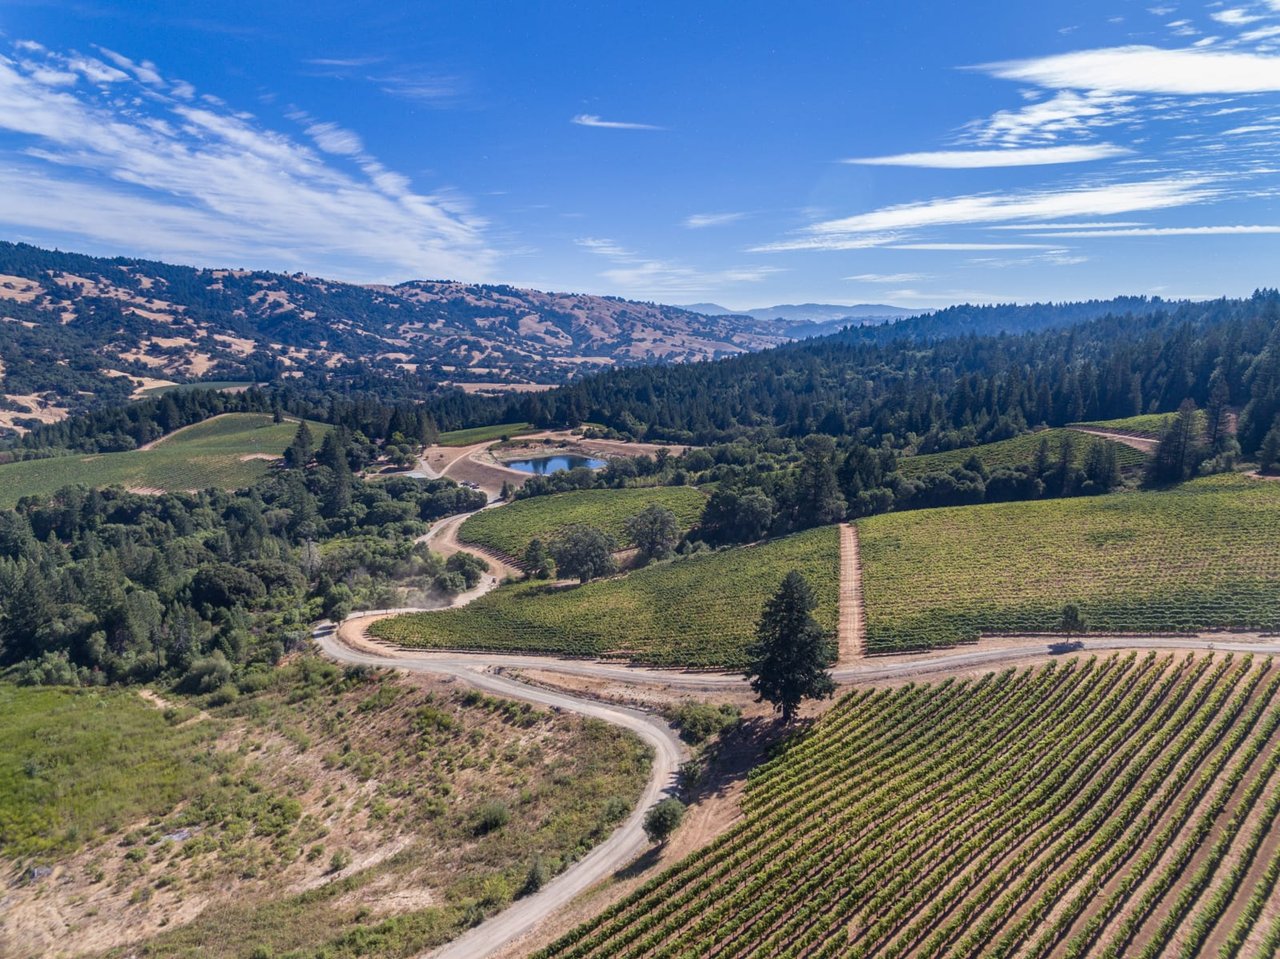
[2,1,1280,309]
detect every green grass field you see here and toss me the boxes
[858,473,1280,652]
[373,525,840,668]
[458,486,707,558]
[140,380,256,396]
[0,685,222,860]
[897,428,1147,478]
[0,413,325,507]
[436,422,534,446]
[539,653,1280,958]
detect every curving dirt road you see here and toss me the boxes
[315,628,684,959]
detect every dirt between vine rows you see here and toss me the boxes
[1040,664,1280,958]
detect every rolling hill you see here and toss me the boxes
[0,241,802,436]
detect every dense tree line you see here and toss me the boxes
[0,432,485,688]
[8,382,443,457]
[454,292,1280,462]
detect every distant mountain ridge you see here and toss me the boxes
[0,241,805,434]
[679,301,919,324]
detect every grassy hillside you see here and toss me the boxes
[374,525,840,668]
[858,474,1280,652]
[3,664,649,959]
[0,413,325,507]
[436,422,534,446]
[459,486,707,558]
[140,380,256,396]
[538,653,1280,958]
[897,428,1146,478]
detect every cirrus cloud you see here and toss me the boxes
[0,41,495,282]
[844,143,1132,168]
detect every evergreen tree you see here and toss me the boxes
[795,434,847,528]
[745,571,835,723]
[523,538,556,579]
[1259,415,1280,474]
[284,421,314,469]
[1146,399,1204,486]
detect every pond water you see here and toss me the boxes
[504,454,608,475]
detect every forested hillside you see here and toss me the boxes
[459,291,1280,459]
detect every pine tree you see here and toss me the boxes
[745,571,836,723]
[284,421,314,469]
[1259,415,1280,475]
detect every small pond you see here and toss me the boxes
[504,454,608,475]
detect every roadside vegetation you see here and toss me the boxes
[858,474,1280,652]
[538,653,1280,958]
[2,662,651,959]
[373,526,839,668]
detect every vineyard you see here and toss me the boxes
[857,474,1280,653]
[372,525,839,668]
[436,422,534,446]
[897,429,1146,478]
[537,652,1280,959]
[0,414,325,507]
[458,486,707,559]
[1073,413,1185,438]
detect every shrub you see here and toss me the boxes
[643,797,685,844]
[473,801,511,835]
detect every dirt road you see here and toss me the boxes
[837,524,865,665]
[316,498,1280,959]
[315,629,684,959]
[1067,426,1159,454]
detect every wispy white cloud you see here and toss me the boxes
[571,113,663,131]
[0,42,495,281]
[377,71,464,104]
[576,236,636,259]
[844,143,1131,168]
[577,234,778,295]
[684,211,746,228]
[845,272,928,283]
[890,242,1061,251]
[1212,8,1267,26]
[981,45,1280,95]
[304,56,386,68]
[965,91,1136,146]
[757,177,1218,252]
[987,220,1148,229]
[305,120,363,155]
[1024,224,1280,237]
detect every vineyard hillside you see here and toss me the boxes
[458,486,707,559]
[897,428,1146,478]
[0,414,325,507]
[538,653,1280,958]
[858,474,1280,653]
[372,525,839,668]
